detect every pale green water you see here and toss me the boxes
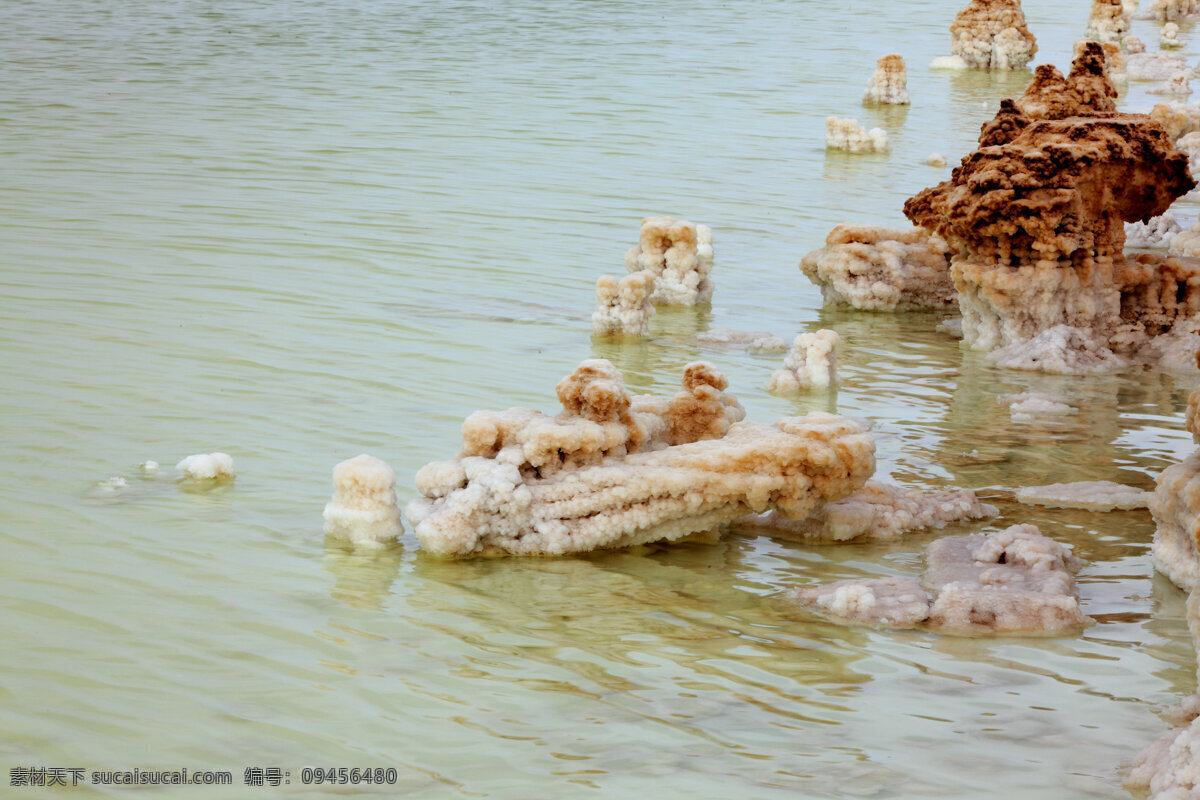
[2,0,1198,797]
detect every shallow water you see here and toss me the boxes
[2,0,1199,797]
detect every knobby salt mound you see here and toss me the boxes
[825,117,889,153]
[948,0,1038,70]
[1015,480,1152,511]
[741,481,997,543]
[322,454,404,546]
[863,54,909,105]
[799,224,956,311]
[1126,212,1182,249]
[767,330,840,393]
[1127,689,1200,800]
[794,524,1089,635]
[406,359,876,556]
[176,452,235,480]
[624,217,714,305]
[1086,0,1132,43]
[904,45,1200,373]
[1073,39,1126,83]
[592,270,655,336]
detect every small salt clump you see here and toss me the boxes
[592,271,655,337]
[1150,0,1200,21]
[797,577,932,627]
[863,54,910,105]
[1161,21,1186,48]
[767,330,839,393]
[323,454,404,546]
[1000,392,1077,421]
[947,0,1038,70]
[825,117,889,153]
[1125,35,1146,54]
[799,225,956,311]
[1015,480,1153,511]
[175,452,235,480]
[97,477,128,492]
[624,217,714,306]
[140,460,159,472]
[1126,212,1182,248]
[927,153,947,167]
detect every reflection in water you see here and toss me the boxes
[323,538,404,611]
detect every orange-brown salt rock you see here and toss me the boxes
[1085,0,1131,43]
[1013,43,1117,120]
[949,0,1038,70]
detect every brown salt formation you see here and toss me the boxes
[949,0,1038,70]
[1013,43,1117,120]
[799,225,956,311]
[1085,0,1131,43]
[592,271,655,337]
[625,217,714,306]
[794,524,1089,634]
[904,47,1196,369]
[406,359,875,556]
[862,54,910,105]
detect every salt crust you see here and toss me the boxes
[1000,392,1077,420]
[1149,73,1194,97]
[1128,212,1183,249]
[799,224,956,311]
[795,524,1088,634]
[741,481,996,543]
[322,454,404,546]
[986,325,1126,373]
[696,329,788,352]
[767,330,839,393]
[1015,480,1152,511]
[1129,53,1193,82]
[948,0,1038,70]
[624,217,714,306]
[863,54,909,105]
[825,117,889,153]
[592,270,655,336]
[175,452,234,480]
[406,360,875,557]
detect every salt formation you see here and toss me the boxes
[624,217,714,306]
[696,329,788,352]
[1151,101,1200,143]
[175,452,235,480]
[1150,0,1200,20]
[1127,691,1200,799]
[767,330,840,393]
[947,0,1038,70]
[1149,73,1194,96]
[322,454,404,546]
[741,481,996,543]
[1171,219,1200,257]
[1126,35,1146,53]
[904,45,1199,373]
[1086,0,1132,43]
[1015,480,1152,510]
[799,224,956,311]
[1074,39,1128,82]
[1001,392,1077,420]
[592,271,655,337]
[795,525,1088,634]
[825,117,889,153]
[1127,212,1183,249]
[862,54,910,105]
[406,360,876,557]
[1128,52,1193,82]
[140,460,159,472]
[1161,21,1186,47]
[927,153,948,167]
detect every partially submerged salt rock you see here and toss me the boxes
[948,0,1038,70]
[176,452,235,480]
[927,153,948,167]
[741,481,996,543]
[1001,392,1078,420]
[1127,692,1200,799]
[1075,39,1127,83]
[1127,212,1183,249]
[323,454,404,546]
[1128,51,1193,82]
[624,217,714,306]
[1086,0,1133,43]
[795,524,1089,634]
[1015,480,1152,510]
[1152,449,1200,590]
[924,525,1088,634]
[767,330,840,393]
[406,360,875,556]
[799,224,956,311]
[1013,43,1117,120]
[1125,35,1147,54]
[863,54,909,105]
[1151,101,1200,143]
[592,270,655,337]
[825,117,889,153]
[696,329,788,352]
[904,48,1196,372]
[1148,72,1194,96]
